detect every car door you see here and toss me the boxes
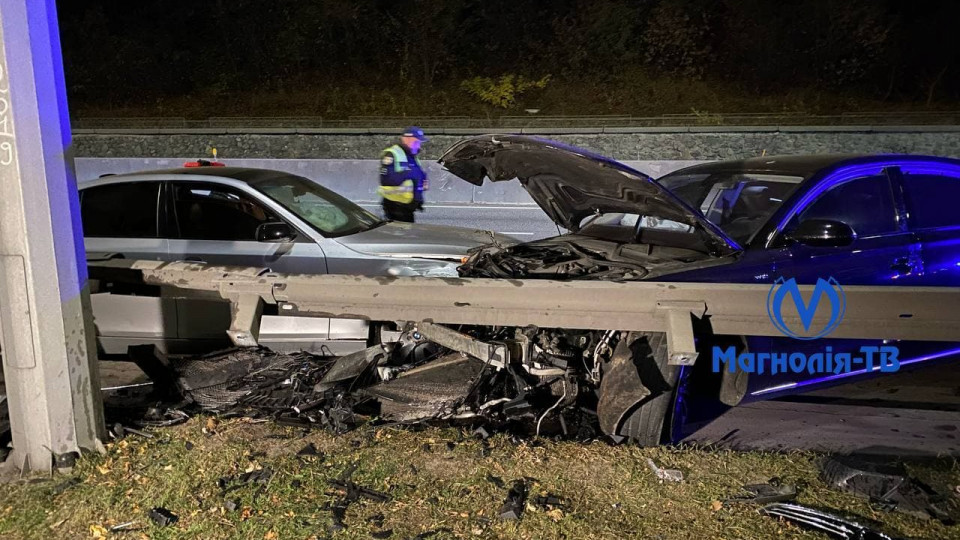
[166,181,326,274]
[743,170,921,399]
[165,180,333,348]
[80,181,175,353]
[81,181,166,260]
[900,169,960,287]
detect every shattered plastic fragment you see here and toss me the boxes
[646,458,683,482]
[760,502,903,540]
[820,455,955,523]
[498,479,529,520]
[147,507,178,527]
[726,479,798,504]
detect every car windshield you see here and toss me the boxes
[657,172,804,243]
[252,173,384,237]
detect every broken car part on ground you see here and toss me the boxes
[146,319,674,444]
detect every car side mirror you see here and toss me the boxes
[784,219,856,247]
[256,222,296,243]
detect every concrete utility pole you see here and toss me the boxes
[0,0,104,472]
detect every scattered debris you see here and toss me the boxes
[218,467,274,496]
[367,513,386,528]
[291,479,302,489]
[184,441,194,451]
[760,502,902,540]
[486,473,506,489]
[414,529,452,539]
[726,478,798,504]
[297,442,320,456]
[327,478,392,504]
[498,479,529,520]
[111,423,154,440]
[52,477,81,495]
[54,451,79,469]
[646,458,683,483]
[371,530,393,539]
[820,455,956,523]
[472,427,491,440]
[147,507,178,527]
[109,521,137,532]
[224,499,240,512]
[531,493,565,509]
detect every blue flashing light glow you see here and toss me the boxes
[750,346,960,397]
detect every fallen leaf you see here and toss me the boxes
[710,500,723,512]
[163,465,173,471]
[546,508,565,522]
[264,531,278,540]
[90,524,109,538]
[206,417,219,431]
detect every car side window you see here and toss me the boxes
[172,182,278,241]
[902,173,960,229]
[792,175,898,238]
[81,182,160,238]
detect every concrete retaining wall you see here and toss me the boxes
[73,127,960,161]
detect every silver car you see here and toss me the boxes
[81,164,512,355]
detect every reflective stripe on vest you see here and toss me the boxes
[378,179,415,203]
[384,145,422,172]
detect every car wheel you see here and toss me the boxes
[598,331,680,447]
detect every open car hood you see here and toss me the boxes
[439,135,740,255]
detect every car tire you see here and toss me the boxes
[603,331,680,447]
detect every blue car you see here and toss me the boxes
[440,135,960,445]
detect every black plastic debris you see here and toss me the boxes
[532,494,565,509]
[371,530,393,539]
[218,467,274,496]
[291,479,302,489]
[415,529,452,539]
[760,502,902,540]
[184,441,194,451]
[820,455,955,523]
[147,507,178,527]
[55,451,79,469]
[328,479,392,503]
[486,473,506,489]
[367,513,386,528]
[297,442,320,456]
[111,423,153,440]
[52,477,81,495]
[498,479,529,520]
[726,478,798,504]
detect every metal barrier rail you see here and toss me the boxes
[88,259,960,366]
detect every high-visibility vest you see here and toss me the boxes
[378,145,422,204]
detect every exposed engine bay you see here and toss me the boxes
[164,322,672,444]
[458,234,725,281]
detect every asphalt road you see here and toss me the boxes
[358,203,562,240]
[681,361,960,457]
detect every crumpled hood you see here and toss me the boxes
[439,135,739,255]
[336,221,515,259]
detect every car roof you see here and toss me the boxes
[661,153,960,179]
[84,166,299,187]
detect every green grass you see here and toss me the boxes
[1,417,957,539]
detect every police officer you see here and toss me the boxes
[378,126,429,222]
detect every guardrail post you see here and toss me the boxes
[0,0,105,473]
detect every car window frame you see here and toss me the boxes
[767,166,908,248]
[898,169,960,232]
[167,179,298,242]
[79,180,163,239]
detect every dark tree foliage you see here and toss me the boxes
[56,0,960,111]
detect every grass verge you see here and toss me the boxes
[0,418,957,539]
